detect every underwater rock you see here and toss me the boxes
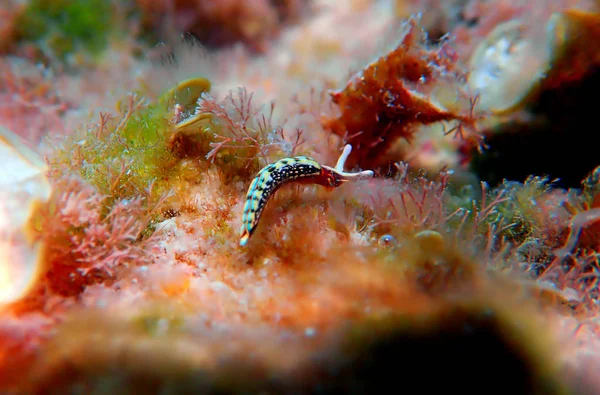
[24,299,569,394]
[317,302,567,395]
[545,9,600,89]
[467,19,551,114]
[468,9,600,115]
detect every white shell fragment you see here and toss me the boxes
[468,19,552,114]
[0,126,51,306]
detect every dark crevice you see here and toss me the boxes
[470,67,600,189]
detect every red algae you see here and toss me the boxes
[0,57,68,145]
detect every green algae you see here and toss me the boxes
[49,77,215,221]
[78,98,177,203]
[495,176,555,242]
[17,0,116,64]
[133,312,185,337]
[582,165,600,207]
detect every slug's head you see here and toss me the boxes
[320,144,374,189]
[320,143,374,190]
[321,167,346,189]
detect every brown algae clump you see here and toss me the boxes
[324,17,482,170]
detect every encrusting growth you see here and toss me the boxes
[240,144,374,246]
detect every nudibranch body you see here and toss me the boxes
[239,145,373,246]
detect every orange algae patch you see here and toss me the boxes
[0,312,54,388]
[148,264,192,297]
[21,241,435,384]
[161,275,191,297]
